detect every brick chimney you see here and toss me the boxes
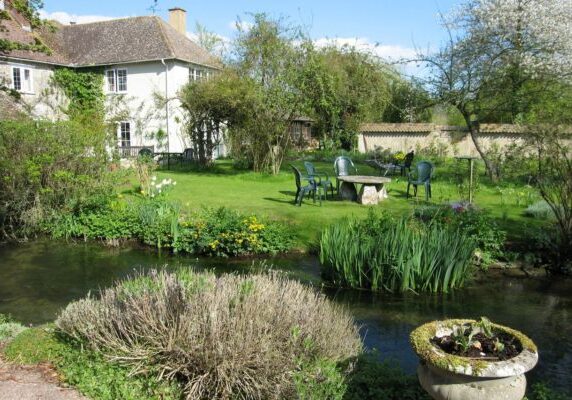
[168,7,187,36]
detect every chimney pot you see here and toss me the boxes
[168,7,187,36]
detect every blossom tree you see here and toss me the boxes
[417,0,572,181]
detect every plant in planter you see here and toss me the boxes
[410,318,538,400]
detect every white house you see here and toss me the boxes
[0,1,220,155]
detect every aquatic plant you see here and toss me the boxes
[320,212,476,293]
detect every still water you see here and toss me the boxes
[0,241,570,395]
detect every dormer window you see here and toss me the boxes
[12,66,33,93]
[106,68,128,93]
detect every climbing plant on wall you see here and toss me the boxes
[51,68,105,118]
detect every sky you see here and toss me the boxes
[40,0,462,68]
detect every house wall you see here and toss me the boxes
[104,60,220,155]
[358,127,528,157]
[0,59,66,120]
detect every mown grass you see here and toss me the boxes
[132,159,544,250]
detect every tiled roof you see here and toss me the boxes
[1,6,219,68]
[361,123,530,135]
[361,123,435,133]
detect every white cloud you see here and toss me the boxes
[39,10,123,25]
[314,37,425,77]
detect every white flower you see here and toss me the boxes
[173,181,177,186]
[151,176,157,181]
[156,183,162,189]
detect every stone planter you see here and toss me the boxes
[410,319,538,400]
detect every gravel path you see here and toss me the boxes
[0,357,86,400]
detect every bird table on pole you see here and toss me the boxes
[455,156,479,204]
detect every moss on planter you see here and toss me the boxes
[410,319,537,377]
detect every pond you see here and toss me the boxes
[0,241,570,395]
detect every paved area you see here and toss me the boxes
[0,357,86,400]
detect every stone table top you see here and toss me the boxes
[337,175,392,185]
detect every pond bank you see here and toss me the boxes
[0,240,570,396]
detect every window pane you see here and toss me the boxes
[23,69,31,92]
[120,122,131,147]
[12,68,21,91]
[117,69,127,92]
[106,70,116,92]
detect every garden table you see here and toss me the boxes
[337,175,391,205]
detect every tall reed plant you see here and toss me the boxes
[320,212,476,293]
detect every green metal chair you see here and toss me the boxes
[407,161,434,201]
[290,165,323,206]
[304,161,334,199]
[333,156,357,194]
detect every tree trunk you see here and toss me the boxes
[464,116,499,182]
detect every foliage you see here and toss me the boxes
[0,120,111,239]
[299,43,395,150]
[320,211,476,293]
[415,204,507,266]
[527,125,572,274]
[417,0,572,181]
[293,357,348,400]
[0,313,26,342]
[524,200,557,220]
[47,195,294,257]
[174,207,294,257]
[526,382,570,400]
[180,69,257,166]
[343,354,430,400]
[51,68,105,118]
[56,270,362,399]
[3,326,183,400]
[0,0,51,54]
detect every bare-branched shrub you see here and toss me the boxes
[56,270,362,399]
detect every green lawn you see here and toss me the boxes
[140,159,543,250]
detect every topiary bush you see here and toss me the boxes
[56,270,362,399]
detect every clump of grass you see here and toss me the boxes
[524,200,558,220]
[56,270,362,399]
[320,212,476,293]
[0,313,27,343]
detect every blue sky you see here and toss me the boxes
[41,1,461,61]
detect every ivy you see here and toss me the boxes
[0,0,50,53]
[52,68,105,118]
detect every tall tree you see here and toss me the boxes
[230,13,306,174]
[417,0,572,181]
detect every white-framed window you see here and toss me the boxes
[106,68,128,93]
[11,66,33,93]
[119,122,131,147]
[189,67,209,82]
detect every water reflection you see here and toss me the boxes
[0,241,570,395]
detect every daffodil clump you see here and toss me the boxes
[174,208,293,257]
[142,176,177,198]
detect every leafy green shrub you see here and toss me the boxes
[0,119,110,238]
[293,358,348,400]
[3,326,183,400]
[47,197,293,256]
[174,207,294,256]
[56,270,362,399]
[320,211,476,293]
[415,204,506,265]
[524,200,557,220]
[0,313,26,342]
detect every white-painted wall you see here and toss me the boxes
[1,58,220,156]
[0,60,67,120]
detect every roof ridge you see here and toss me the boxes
[61,15,152,28]
[155,17,176,59]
